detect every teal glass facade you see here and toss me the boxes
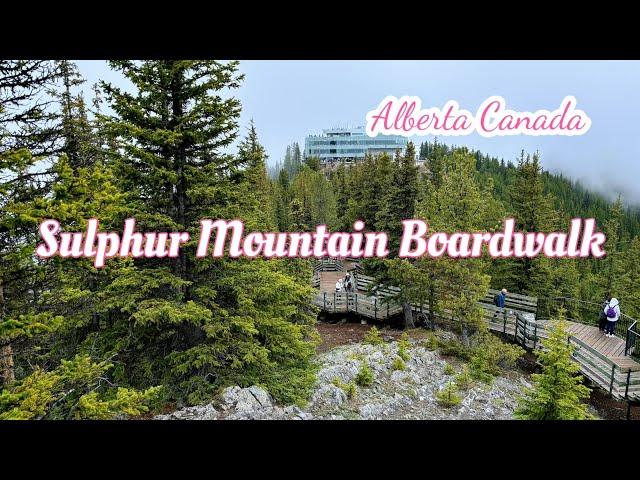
[305,126,407,165]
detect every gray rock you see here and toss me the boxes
[155,403,218,420]
[310,384,348,408]
[221,385,273,412]
[157,334,532,421]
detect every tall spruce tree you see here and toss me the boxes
[100,60,316,405]
[504,152,557,297]
[0,61,67,386]
[376,143,419,255]
[616,236,640,318]
[387,149,495,339]
[236,120,275,230]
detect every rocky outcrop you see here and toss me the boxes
[156,339,530,420]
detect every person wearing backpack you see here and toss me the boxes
[492,288,507,319]
[603,297,621,338]
[598,293,612,332]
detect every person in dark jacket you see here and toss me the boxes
[599,293,612,332]
[492,288,508,319]
[497,288,507,308]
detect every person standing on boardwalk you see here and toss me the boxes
[603,297,621,338]
[493,288,508,319]
[598,293,612,332]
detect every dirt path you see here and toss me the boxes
[315,321,402,353]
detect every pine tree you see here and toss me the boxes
[617,236,640,318]
[100,60,316,405]
[291,142,302,175]
[274,168,292,231]
[56,61,96,167]
[282,145,293,177]
[376,143,419,255]
[291,165,338,229]
[237,120,275,230]
[600,196,623,297]
[0,60,64,156]
[387,149,493,340]
[505,152,557,297]
[516,310,592,420]
[0,61,68,386]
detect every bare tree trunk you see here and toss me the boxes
[403,302,414,329]
[0,281,15,386]
[0,342,15,386]
[460,322,470,348]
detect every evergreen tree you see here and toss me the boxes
[274,168,292,231]
[100,60,316,404]
[291,165,338,229]
[237,120,275,230]
[617,236,640,318]
[282,145,293,177]
[600,196,623,296]
[387,149,494,340]
[291,142,302,174]
[516,310,592,420]
[504,152,557,297]
[0,61,68,386]
[376,143,419,255]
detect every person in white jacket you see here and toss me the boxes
[603,297,621,338]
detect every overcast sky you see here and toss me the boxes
[77,60,640,205]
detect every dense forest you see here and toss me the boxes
[272,139,640,328]
[1,60,638,419]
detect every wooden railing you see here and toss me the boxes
[626,321,639,357]
[313,258,344,272]
[509,314,640,402]
[311,291,403,320]
[537,296,635,338]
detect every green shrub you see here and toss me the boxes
[364,326,384,346]
[0,355,161,420]
[516,316,593,420]
[443,363,456,375]
[454,366,473,390]
[397,332,411,361]
[421,333,438,351]
[435,381,461,408]
[391,357,406,371]
[437,337,471,360]
[469,332,525,384]
[355,363,374,387]
[332,379,357,399]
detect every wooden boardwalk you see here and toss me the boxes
[311,258,640,404]
[566,322,626,358]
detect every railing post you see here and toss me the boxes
[625,370,631,399]
[323,292,326,311]
[374,297,378,321]
[610,364,616,394]
[534,321,538,349]
[333,292,336,314]
[503,310,507,335]
[355,294,358,314]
